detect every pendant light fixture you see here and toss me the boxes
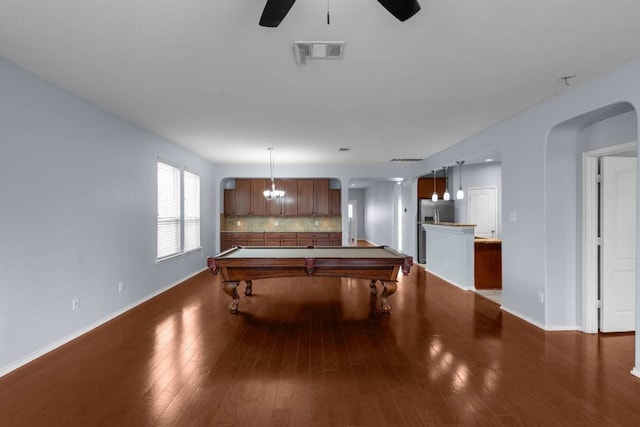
[263,147,285,200]
[456,160,465,200]
[443,166,450,201]
[431,170,438,202]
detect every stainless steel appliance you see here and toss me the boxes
[417,200,455,263]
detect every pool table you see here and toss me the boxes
[207,246,413,314]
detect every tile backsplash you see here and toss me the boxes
[221,215,342,232]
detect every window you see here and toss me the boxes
[157,161,200,261]
[183,170,201,252]
[157,161,181,259]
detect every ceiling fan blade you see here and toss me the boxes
[259,0,297,27]
[376,0,421,22]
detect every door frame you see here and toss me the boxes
[582,141,637,333]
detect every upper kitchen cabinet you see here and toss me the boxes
[281,179,299,215]
[225,178,340,216]
[250,179,267,215]
[267,179,299,215]
[234,179,252,215]
[418,177,447,199]
[298,179,330,215]
[223,189,235,215]
[329,189,341,215]
[233,179,268,215]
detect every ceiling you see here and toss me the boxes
[1,1,639,166]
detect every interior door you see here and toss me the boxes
[468,187,498,238]
[600,156,637,332]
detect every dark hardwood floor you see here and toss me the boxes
[1,262,639,426]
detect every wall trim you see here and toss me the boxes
[0,268,207,379]
[501,304,580,331]
[426,269,475,291]
[500,305,546,330]
[631,367,640,379]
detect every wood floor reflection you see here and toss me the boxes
[1,266,639,426]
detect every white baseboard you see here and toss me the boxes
[500,305,546,330]
[500,305,580,331]
[0,268,207,378]
[631,367,640,379]
[426,269,473,291]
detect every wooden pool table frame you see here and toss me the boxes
[207,246,413,314]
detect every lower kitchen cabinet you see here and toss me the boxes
[474,238,502,289]
[221,231,342,251]
[265,232,298,246]
[220,232,265,251]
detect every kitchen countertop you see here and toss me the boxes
[221,230,342,233]
[421,222,476,227]
[475,237,502,244]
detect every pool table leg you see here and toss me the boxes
[244,280,253,296]
[369,280,378,295]
[380,281,398,312]
[223,281,240,314]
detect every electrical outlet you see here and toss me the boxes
[538,292,544,304]
[118,281,124,293]
[275,220,279,226]
[72,297,79,311]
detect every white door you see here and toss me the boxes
[600,156,637,332]
[468,187,498,238]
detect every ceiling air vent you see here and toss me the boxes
[293,41,345,65]
[391,158,423,162]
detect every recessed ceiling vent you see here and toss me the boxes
[293,41,345,65]
[391,158,423,162]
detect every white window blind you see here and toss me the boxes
[157,161,181,260]
[184,170,201,252]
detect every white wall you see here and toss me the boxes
[364,181,397,248]
[404,59,640,374]
[545,106,637,329]
[347,188,366,241]
[0,57,216,375]
[450,162,502,227]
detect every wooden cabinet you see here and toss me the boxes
[223,189,235,215]
[474,239,502,289]
[329,189,341,216]
[298,179,330,215]
[265,232,297,246]
[267,179,282,215]
[231,179,270,215]
[234,179,252,215]
[267,179,298,215]
[281,179,298,215]
[223,231,341,250]
[220,232,265,251]
[297,232,331,246]
[225,178,340,216]
[314,179,330,214]
[418,177,447,199]
[250,179,267,215]
[297,180,315,214]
